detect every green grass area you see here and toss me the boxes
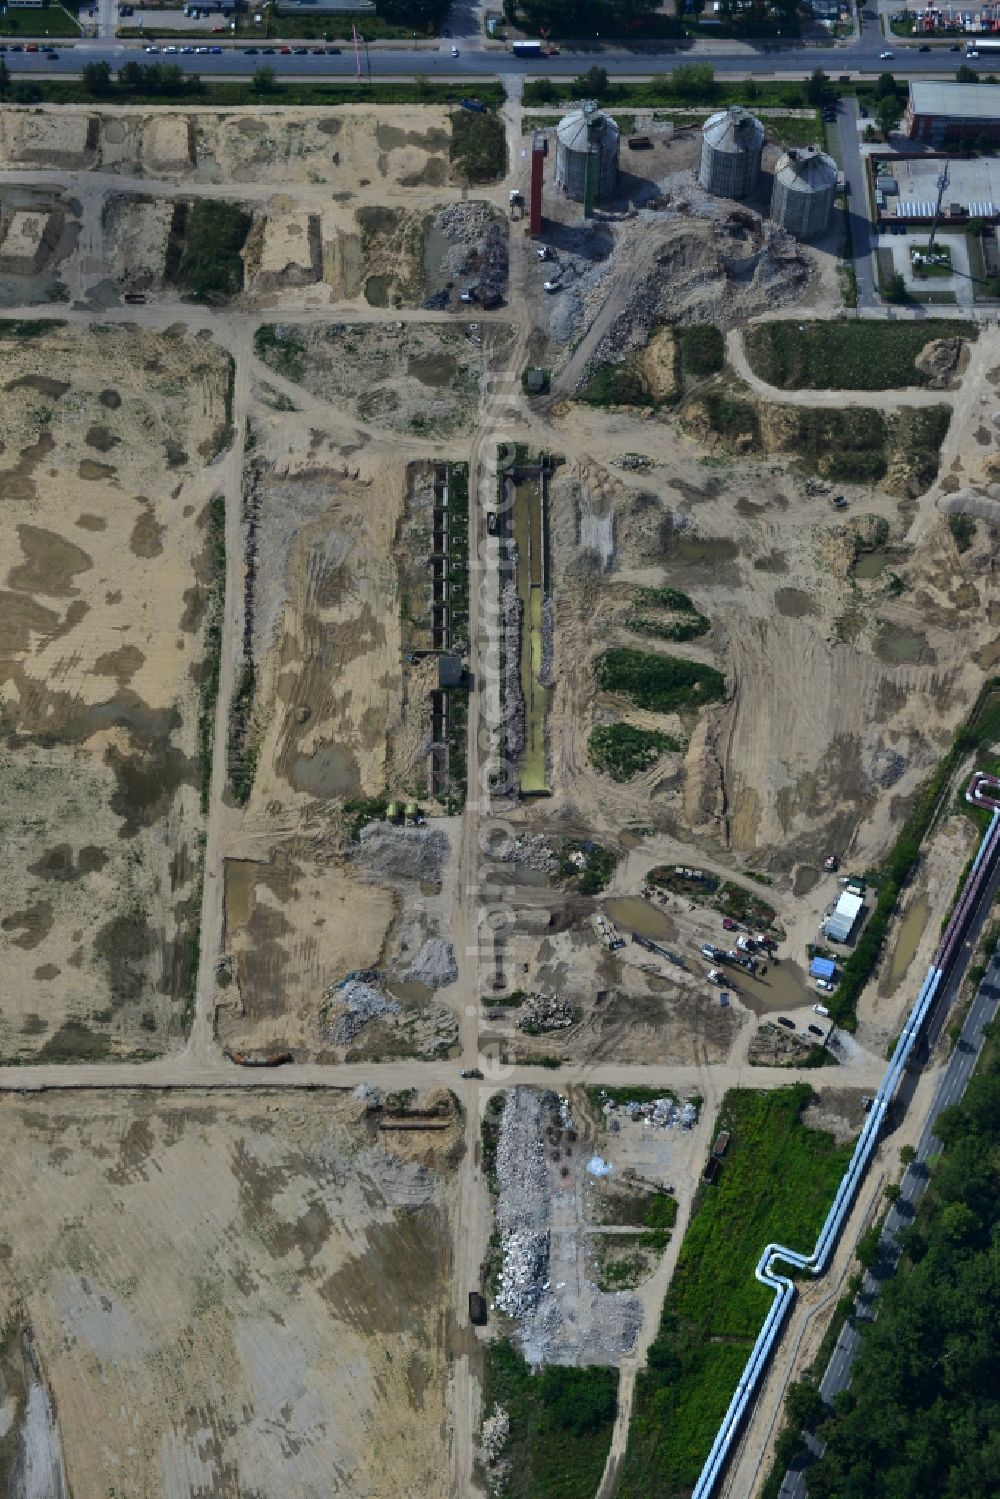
[523,76,819,110]
[595,647,726,714]
[9,75,504,106]
[645,864,779,930]
[0,319,64,339]
[197,495,226,815]
[948,512,976,553]
[804,1023,1000,1498]
[617,1085,854,1497]
[629,584,710,643]
[554,839,617,896]
[450,107,506,185]
[228,660,259,807]
[578,362,654,408]
[744,318,976,390]
[593,1184,680,1230]
[587,722,681,782]
[587,1084,677,1108]
[171,200,250,304]
[0,4,79,34]
[696,386,761,448]
[232,12,414,37]
[481,1340,618,1499]
[254,323,305,381]
[788,406,888,483]
[443,462,469,810]
[678,324,725,378]
[910,242,953,278]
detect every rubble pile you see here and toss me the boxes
[479,1406,511,1492]
[539,596,555,687]
[869,747,906,790]
[352,822,449,884]
[433,202,509,308]
[501,579,525,761]
[403,937,458,991]
[516,992,576,1032]
[490,833,557,873]
[598,1093,699,1130]
[324,972,400,1044]
[494,1089,552,1317]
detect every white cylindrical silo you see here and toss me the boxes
[698,105,765,200]
[771,147,837,239]
[554,101,620,202]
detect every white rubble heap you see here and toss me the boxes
[516,992,575,1032]
[493,1087,643,1366]
[323,973,400,1044]
[494,1089,551,1318]
[599,1092,699,1130]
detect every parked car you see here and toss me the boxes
[777,1016,795,1030]
[209,45,222,53]
[700,944,724,961]
[279,46,292,54]
[460,1067,484,1079]
[543,280,560,293]
[918,43,931,51]
[813,1002,831,1017]
[451,44,460,55]
[25,42,38,51]
[707,968,726,985]
[808,1024,824,1037]
[815,979,834,994]
[722,917,739,931]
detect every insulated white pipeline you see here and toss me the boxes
[690,806,1000,1499]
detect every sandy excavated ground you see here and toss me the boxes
[255,319,515,437]
[0,107,455,189]
[0,322,232,1060]
[0,1090,457,1498]
[215,411,462,1062]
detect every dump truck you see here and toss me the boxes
[469,1291,487,1326]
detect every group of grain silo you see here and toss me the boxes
[698,104,837,240]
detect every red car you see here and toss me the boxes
[722,917,738,931]
[25,42,39,52]
[279,45,291,53]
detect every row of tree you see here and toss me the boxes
[776,1023,1000,1497]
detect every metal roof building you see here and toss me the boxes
[905,81,1000,145]
[809,956,837,981]
[824,890,864,945]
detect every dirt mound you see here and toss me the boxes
[915,336,964,389]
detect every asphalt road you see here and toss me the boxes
[779,849,1000,1498]
[835,94,877,308]
[0,32,990,81]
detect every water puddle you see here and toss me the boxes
[388,979,432,1002]
[729,957,812,1016]
[774,587,817,619]
[364,273,390,307]
[289,743,360,798]
[669,536,739,566]
[853,547,907,581]
[605,896,677,942]
[407,351,457,388]
[887,893,930,993]
[875,624,932,665]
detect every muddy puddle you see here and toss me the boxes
[887,893,930,993]
[224,858,264,935]
[669,536,739,566]
[422,222,451,297]
[365,274,390,307]
[388,979,432,1002]
[728,957,811,1016]
[853,547,908,581]
[793,865,821,897]
[290,743,360,798]
[875,624,932,665]
[605,896,676,942]
[407,351,457,387]
[774,587,817,619]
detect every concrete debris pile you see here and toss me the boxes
[433,202,509,308]
[516,992,576,1032]
[539,597,555,687]
[324,972,400,1044]
[354,1082,382,1109]
[352,822,450,884]
[491,833,557,873]
[915,335,963,388]
[869,747,906,790]
[494,1089,552,1317]
[613,452,654,471]
[403,937,458,991]
[479,1406,511,1493]
[600,1093,699,1130]
[501,580,525,761]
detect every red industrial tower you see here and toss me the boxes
[530,131,546,237]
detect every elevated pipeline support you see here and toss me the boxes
[690,804,1000,1499]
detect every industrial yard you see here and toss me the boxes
[0,65,998,1499]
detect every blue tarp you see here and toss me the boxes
[810,956,836,980]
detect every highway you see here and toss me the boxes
[778,851,1000,1498]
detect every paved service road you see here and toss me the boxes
[836,95,877,309]
[779,858,1000,1498]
